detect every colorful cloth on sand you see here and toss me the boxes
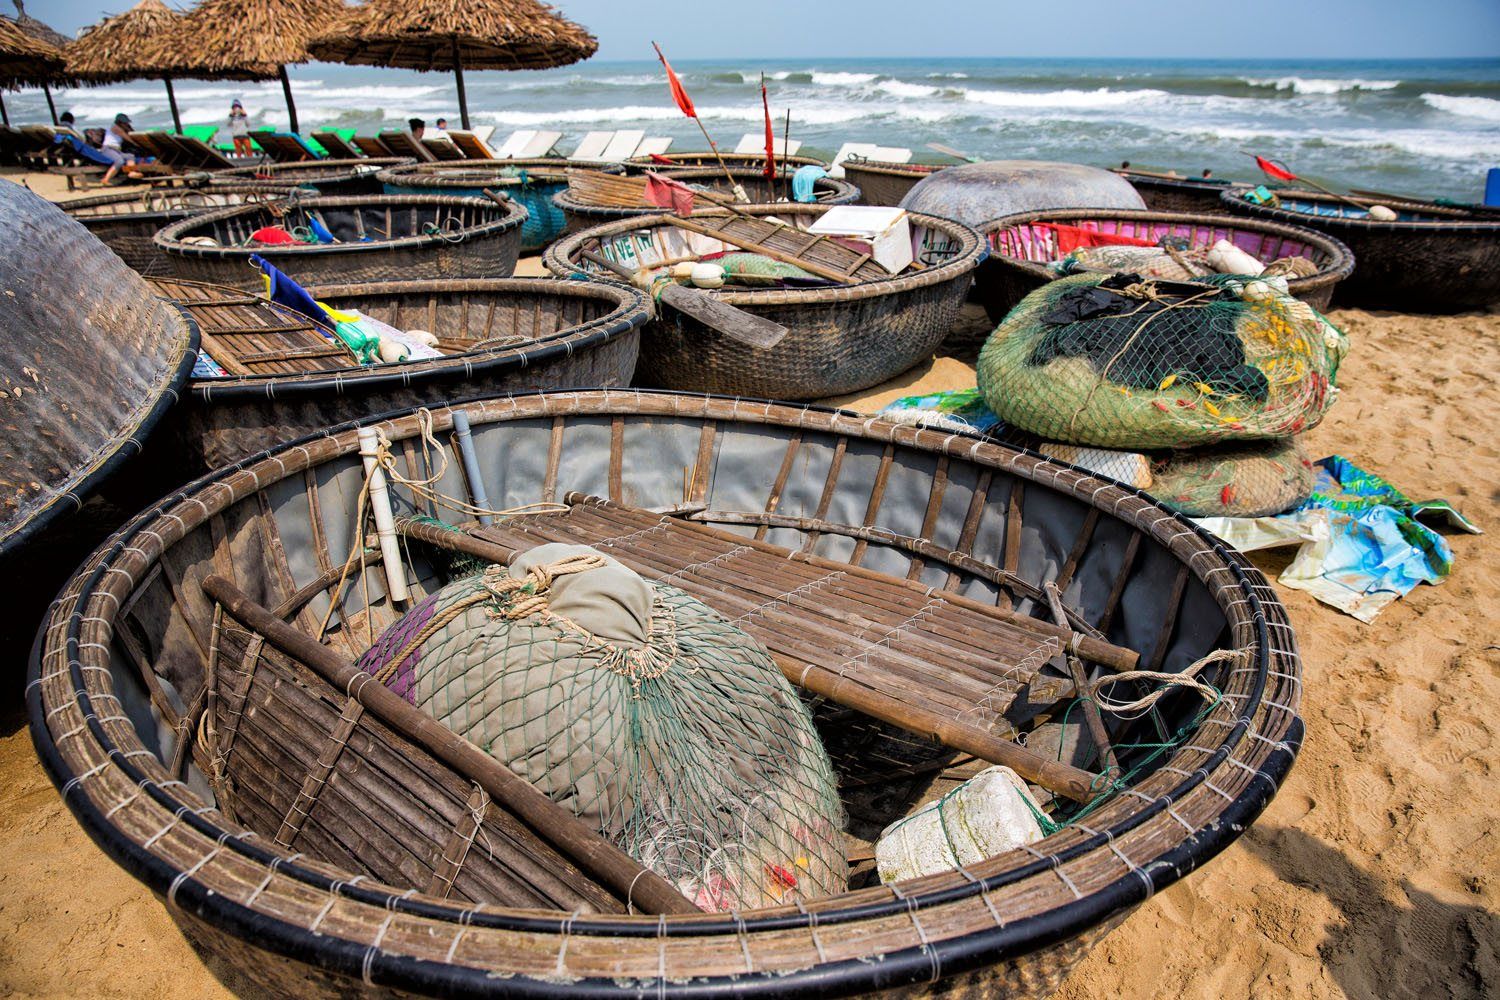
[1196,455,1479,622]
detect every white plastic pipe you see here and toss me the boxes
[358,427,410,606]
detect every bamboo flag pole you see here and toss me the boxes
[782,108,792,202]
[652,41,746,200]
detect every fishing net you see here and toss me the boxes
[977,273,1347,449]
[355,542,846,912]
[1149,437,1314,517]
[714,252,819,285]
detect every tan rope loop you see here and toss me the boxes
[1088,648,1238,718]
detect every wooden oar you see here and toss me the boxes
[664,213,854,283]
[925,142,980,163]
[580,249,788,350]
[202,574,700,916]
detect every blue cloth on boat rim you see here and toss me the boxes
[307,215,337,244]
[792,165,828,203]
[251,254,331,326]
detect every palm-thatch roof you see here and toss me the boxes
[0,14,73,90]
[70,0,229,83]
[178,0,342,77]
[307,0,598,72]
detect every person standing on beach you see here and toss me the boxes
[99,113,136,184]
[228,100,253,156]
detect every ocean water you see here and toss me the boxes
[11,57,1500,199]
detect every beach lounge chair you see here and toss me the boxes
[470,124,496,145]
[312,131,363,159]
[379,130,434,161]
[421,136,466,161]
[828,142,912,178]
[127,132,181,166]
[568,131,614,161]
[734,134,803,157]
[352,135,394,158]
[488,129,559,159]
[446,129,498,159]
[635,137,673,158]
[257,132,321,162]
[169,135,238,170]
[599,130,645,162]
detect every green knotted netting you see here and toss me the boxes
[977,273,1348,449]
[357,541,846,912]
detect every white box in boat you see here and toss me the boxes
[807,206,913,273]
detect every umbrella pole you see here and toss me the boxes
[278,65,299,134]
[164,76,181,134]
[452,39,470,131]
[41,84,56,125]
[0,92,8,128]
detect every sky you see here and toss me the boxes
[30,0,1500,62]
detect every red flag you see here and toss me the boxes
[761,75,776,178]
[1254,155,1298,182]
[643,172,696,215]
[652,42,696,119]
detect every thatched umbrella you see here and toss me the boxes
[308,0,597,131]
[67,0,200,133]
[175,0,343,134]
[6,0,73,125]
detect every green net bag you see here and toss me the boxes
[977,273,1347,449]
[355,542,846,912]
[1150,437,1314,517]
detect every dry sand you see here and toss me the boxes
[0,169,1496,996]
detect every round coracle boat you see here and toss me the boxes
[31,387,1303,998]
[975,208,1355,320]
[1110,169,1247,215]
[149,275,649,468]
[900,160,1145,228]
[153,193,528,288]
[553,166,861,233]
[0,183,198,560]
[621,150,828,173]
[842,158,949,207]
[544,204,982,398]
[377,159,570,252]
[1219,187,1500,311]
[209,157,416,196]
[57,184,310,275]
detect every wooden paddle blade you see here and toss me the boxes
[657,282,788,349]
[926,142,979,163]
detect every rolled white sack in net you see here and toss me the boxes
[1206,239,1265,276]
[876,766,1046,883]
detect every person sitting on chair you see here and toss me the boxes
[408,117,426,142]
[100,113,137,184]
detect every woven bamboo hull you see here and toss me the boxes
[973,209,1355,322]
[1114,174,1241,216]
[32,387,1303,998]
[555,169,861,235]
[621,152,828,174]
[544,206,984,399]
[843,162,944,207]
[154,195,527,289]
[1221,191,1500,311]
[211,158,415,196]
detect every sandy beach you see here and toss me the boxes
[1,168,1496,998]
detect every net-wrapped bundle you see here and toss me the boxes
[1150,437,1315,517]
[978,273,1348,449]
[355,542,846,912]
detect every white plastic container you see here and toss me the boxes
[875,766,1047,884]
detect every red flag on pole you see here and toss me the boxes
[761,74,776,178]
[652,42,696,119]
[643,172,696,215]
[1254,155,1298,182]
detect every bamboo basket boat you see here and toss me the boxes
[620,151,827,174]
[376,159,571,252]
[209,158,416,196]
[544,205,982,398]
[31,387,1303,998]
[1110,169,1247,215]
[1219,187,1500,311]
[976,208,1355,321]
[57,184,310,275]
[149,275,649,468]
[0,182,198,560]
[842,158,948,207]
[153,194,528,289]
[553,166,861,233]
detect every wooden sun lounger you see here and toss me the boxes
[379,130,433,161]
[416,494,1123,803]
[353,135,394,158]
[421,136,466,161]
[169,135,237,170]
[447,130,498,159]
[312,131,363,159]
[635,137,674,158]
[256,132,319,163]
[735,134,803,157]
[489,129,560,159]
